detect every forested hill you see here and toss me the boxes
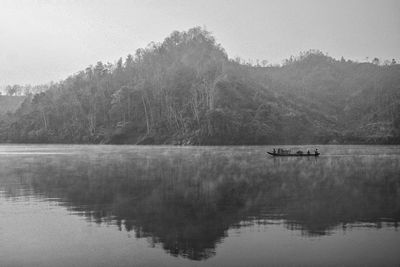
[1,27,399,144]
[0,96,26,115]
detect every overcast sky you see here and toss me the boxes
[1,0,399,86]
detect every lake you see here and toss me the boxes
[0,145,399,266]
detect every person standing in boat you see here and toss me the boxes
[273,148,276,154]
[307,150,310,155]
[314,148,318,155]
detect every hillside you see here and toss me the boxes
[0,27,399,144]
[0,96,26,115]
[265,52,400,143]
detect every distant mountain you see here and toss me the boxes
[0,27,399,144]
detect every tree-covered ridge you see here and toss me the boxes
[0,95,26,115]
[1,27,399,144]
[267,51,400,142]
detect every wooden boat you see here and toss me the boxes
[267,151,320,157]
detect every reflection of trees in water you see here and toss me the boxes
[1,150,399,260]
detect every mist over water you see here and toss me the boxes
[1,145,399,266]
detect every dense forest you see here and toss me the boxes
[0,96,26,115]
[1,27,399,144]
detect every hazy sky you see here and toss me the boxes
[1,0,399,86]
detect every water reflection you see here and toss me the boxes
[0,146,399,260]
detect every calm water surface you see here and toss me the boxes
[0,145,399,267]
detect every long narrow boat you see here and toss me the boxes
[267,152,320,157]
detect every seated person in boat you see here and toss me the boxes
[280,149,290,155]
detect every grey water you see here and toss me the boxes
[0,145,399,267]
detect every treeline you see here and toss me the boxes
[0,27,399,144]
[2,84,49,96]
